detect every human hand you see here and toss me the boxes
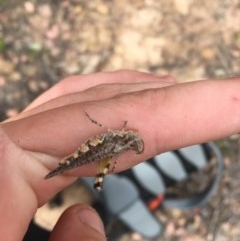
[0,70,175,241]
[1,70,240,240]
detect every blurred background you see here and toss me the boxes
[0,0,240,240]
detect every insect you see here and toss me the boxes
[44,112,144,191]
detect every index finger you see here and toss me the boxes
[3,77,240,171]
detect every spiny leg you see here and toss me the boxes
[94,157,112,191]
[110,156,118,173]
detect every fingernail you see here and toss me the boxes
[77,208,105,235]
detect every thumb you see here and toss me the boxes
[49,204,106,241]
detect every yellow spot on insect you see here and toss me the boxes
[65,160,71,165]
[59,159,66,165]
[73,152,79,158]
[79,143,89,153]
[89,135,104,146]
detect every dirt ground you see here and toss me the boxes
[1,0,240,240]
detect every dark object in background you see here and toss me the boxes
[23,192,63,241]
[23,221,50,241]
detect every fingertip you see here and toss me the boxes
[76,205,105,236]
[50,204,106,241]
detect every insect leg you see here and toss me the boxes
[122,120,128,129]
[110,156,118,173]
[94,157,112,191]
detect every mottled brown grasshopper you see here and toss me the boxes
[45,112,144,191]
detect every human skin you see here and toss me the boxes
[0,70,240,241]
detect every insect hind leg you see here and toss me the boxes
[94,157,112,191]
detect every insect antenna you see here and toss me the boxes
[85,111,128,132]
[84,111,104,128]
